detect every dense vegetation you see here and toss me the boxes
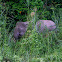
[0,0,62,62]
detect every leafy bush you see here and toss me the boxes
[2,0,62,32]
[0,0,62,62]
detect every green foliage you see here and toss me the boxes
[0,0,62,62]
[2,0,62,32]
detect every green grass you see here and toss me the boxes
[0,1,62,62]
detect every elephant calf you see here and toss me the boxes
[14,20,56,40]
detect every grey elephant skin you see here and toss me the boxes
[14,20,56,40]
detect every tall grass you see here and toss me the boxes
[0,1,62,62]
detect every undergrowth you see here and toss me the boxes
[0,0,62,62]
